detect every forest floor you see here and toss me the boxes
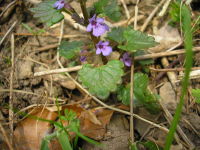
[0,0,200,150]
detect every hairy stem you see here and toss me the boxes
[79,0,98,45]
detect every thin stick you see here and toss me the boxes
[134,47,200,60]
[9,34,14,144]
[120,0,130,19]
[0,21,17,46]
[130,64,134,143]
[0,89,65,102]
[34,47,200,77]
[0,122,14,150]
[159,0,172,17]
[150,67,200,72]
[160,102,195,149]
[114,15,144,27]
[129,0,140,144]
[134,0,140,30]
[34,65,82,76]
[161,57,177,89]
[0,0,17,18]
[141,0,166,32]
[0,32,86,38]
[33,44,58,53]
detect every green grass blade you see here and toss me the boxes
[164,4,193,150]
[57,130,73,150]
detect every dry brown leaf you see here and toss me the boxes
[14,108,60,150]
[80,108,114,140]
[150,23,182,53]
[14,104,114,149]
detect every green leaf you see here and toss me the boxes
[191,89,200,103]
[165,5,193,148]
[134,73,148,92]
[118,28,158,51]
[59,41,83,59]
[130,143,138,150]
[169,2,181,24]
[94,0,121,22]
[107,27,126,44]
[78,60,124,99]
[57,130,73,150]
[30,0,64,26]
[40,139,50,150]
[22,23,34,33]
[117,85,130,105]
[134,73,160,114]
[140,141,160,150]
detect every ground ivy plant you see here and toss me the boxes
[31,0,159,111]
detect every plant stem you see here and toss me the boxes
[130,61,134,144]
[79,0,98,45]
[164,4,193,150]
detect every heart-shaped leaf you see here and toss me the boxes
[30,0,64,26]
[94,0,121,22]
[118,29,158,51]
[59,41,83,59]
[78,60,124,99]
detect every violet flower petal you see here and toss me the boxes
[121,53,132,67]
[86,23,92,32]
[53,0,65,9]
[102,46,112,56]
[96,18,104,23]
[96,48,102,55]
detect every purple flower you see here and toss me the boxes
[96,41,112,56]
[80,56,86,62]
[86,15,109,37]
[53,0,65,10]
[80,50,87,62]
[121,53,132,67]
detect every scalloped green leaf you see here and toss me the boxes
[107,27,126,44]
[78,60,124,99]
[30,0,64,26]
[117,85,130,105]
[94,0,121,22]
[134,73,160,114]
[191,89,200,103]
[59,41,83,59]
[118,29,158,51]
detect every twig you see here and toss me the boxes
[178,69,200,80]
[0,89,65,102]
[159,0,172,17]
[9,34,14,144]
[0,21,17,46]
[130,64,134,143]
[150,67,200,72]
[34,65,82,76]
[120,0,130,19]
[160,102,195,149]
[141,0,166,32]
[161,57,177,89]
[182,118,200,137]
[115,15,144,27]
[0,122,14,150]
[33,44,58,53]
[0,32,86,38]
[134,47,200,60]
[134,0,140,30]
[0,0,17,18]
